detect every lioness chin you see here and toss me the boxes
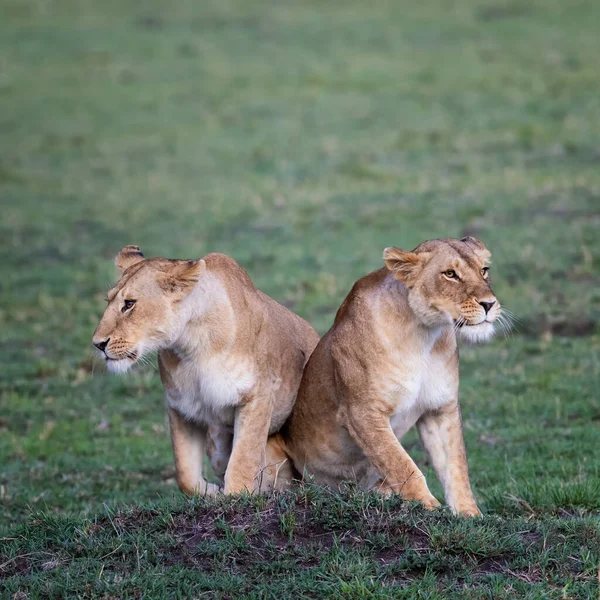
[93,246,319,495]
[278,237,504,516]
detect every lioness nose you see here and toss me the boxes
[478,300,495,314]
[94,338,109,352]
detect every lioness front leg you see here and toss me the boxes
[346,406,440,509]
[417,401,480,517]
[224,394,273,494]
[168,407,221,496]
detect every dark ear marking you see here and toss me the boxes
[460,236,491,262]
[158,259,206,295]
[158,278,184,293]
[460,236,485,249]
[115,245,145,273]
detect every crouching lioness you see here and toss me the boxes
[93,246,319,495]
[278,237,502,516]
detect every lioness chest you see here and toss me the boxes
[162,351,256,427]
[382,350,457,440]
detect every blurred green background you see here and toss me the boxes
[1,0,599,531]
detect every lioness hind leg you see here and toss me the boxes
[168,407,221,496]
[206,424,233,487]
[256,433,295,492]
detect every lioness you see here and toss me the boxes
[92,246,319,495]
[278,237,502,516]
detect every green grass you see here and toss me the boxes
[1,0,599,597]
[2,488,599,599]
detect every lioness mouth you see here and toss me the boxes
[106,352,137,361]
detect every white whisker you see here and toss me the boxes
[501,308,523,327]
[496,316,510,339]
[91,354,102,377]
[134,352,158,372]
[497,314,514,339]
[453,317,465,334]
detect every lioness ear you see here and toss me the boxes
[383,247,429,286]
[159,259,207,294]
[116,245,144,274]
[461,236,491,262]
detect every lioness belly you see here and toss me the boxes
[304,449,373,489]
[289,419,370,488]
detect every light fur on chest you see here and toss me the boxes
[382,351,456,439]
[166,354,256,426]
[167,353,255,425]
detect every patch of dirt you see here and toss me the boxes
[135,15,163,29]
[474,558,543,583]
[161,539,214,573]
[527,316,597,338]
[546,318,596,337]
[0,548,72,579]
[476,3,532,21]
[0,553,32,578]
[171,504,340,549]
[161,504,335,574]
[159,496,454,578]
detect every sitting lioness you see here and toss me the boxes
[92,246,319,495]
[278,237,502,516]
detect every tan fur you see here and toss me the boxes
[93,248,318,495]
[279,237,501,516]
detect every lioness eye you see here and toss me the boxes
[122,299,136,313]
[444,270,458,279]
[482,267,489,277]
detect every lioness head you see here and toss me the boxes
[92,245,205,373]
[383,237,501,342]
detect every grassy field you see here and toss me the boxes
[1,0,599,597]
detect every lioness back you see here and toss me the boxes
[282,269,390,487]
